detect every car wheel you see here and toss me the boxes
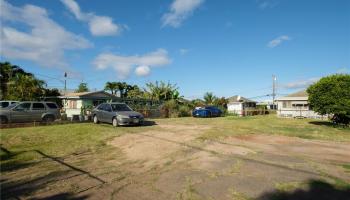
[93,115,99,124]
[43,115,55,122]
[0,116,8,124]
[112,117,118,127]
[139,120,144,126]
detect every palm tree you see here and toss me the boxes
[144,81,180,101]
[116,82,125,98]
[124,84,134,98]
[104,81,118,95]
[214,97,229,109]
[204,92,217,105]
[8,73,45,100]
[0,62,33,99]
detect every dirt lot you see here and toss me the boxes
[1,117,350,200]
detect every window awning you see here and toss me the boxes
[291,101,308,104]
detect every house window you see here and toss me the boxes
[292,104,309,110]
[283,101,291,108]
[68,100,77,109]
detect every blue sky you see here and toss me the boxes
[1,0,349,100]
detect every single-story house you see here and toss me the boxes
[59,91,116,118]
[227,95,257,116]
[256,100,277,110]
[276,90,324,119]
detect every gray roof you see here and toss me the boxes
[60,90,115,99]
[284,90,308,97]
[228,95,256,103]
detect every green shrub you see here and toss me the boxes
[307,74,350,126]
[161,100,192,118]
[178,105,191,117]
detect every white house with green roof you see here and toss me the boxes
[59,91,115,118]
[276,90,324,119]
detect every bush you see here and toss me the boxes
[161,100,192,118]
[178,105,191,117]
[307,74,350,126]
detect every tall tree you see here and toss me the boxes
[144,81,179,101]
[214,97,228,109]
[203,92,217,105]
[124,84,134,98]
[76,82,89,92]
[307,74,350,125]
[127,85,144,98]
[7,73,45,101]
[0,62,33,99]
[104,81,118,95]
[115,82,124,97]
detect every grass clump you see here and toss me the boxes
[176,177,201,200]
[274,181,305,192]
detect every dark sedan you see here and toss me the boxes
[92,103,144,127]
[192,106,222,118]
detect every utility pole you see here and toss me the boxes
[272,75,277,109]
[64,72,67,95]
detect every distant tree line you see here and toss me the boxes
[102,80,229,117]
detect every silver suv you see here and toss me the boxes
[92,103,144,127]
[0,101,60,123]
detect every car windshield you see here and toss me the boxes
[111,104,132,111]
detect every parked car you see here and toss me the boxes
[192,106,223,118]
[0,101,19,108]
[92,102,144,127]
[0,101,60,123]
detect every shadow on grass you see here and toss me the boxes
[309,121,335,127]
[1,146,103,199]
[309,121,349,129]
[142,120,157,126]
[2,170,90,200]
[257,180,350,200]
[1,146,36,172]
[31,192,89,200]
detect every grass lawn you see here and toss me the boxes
[1,115,349,199]
[1,115,349,166]
[168,115,350,142]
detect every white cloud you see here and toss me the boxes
[61,0,121,36]
[179,48,189,55]
[257,0,279,10]
[0,0,92,68]
[93,49,171,79]
[135,65,151,77]
[267,35,291,48]
[281,77,319,89]
[162,0,204,28]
